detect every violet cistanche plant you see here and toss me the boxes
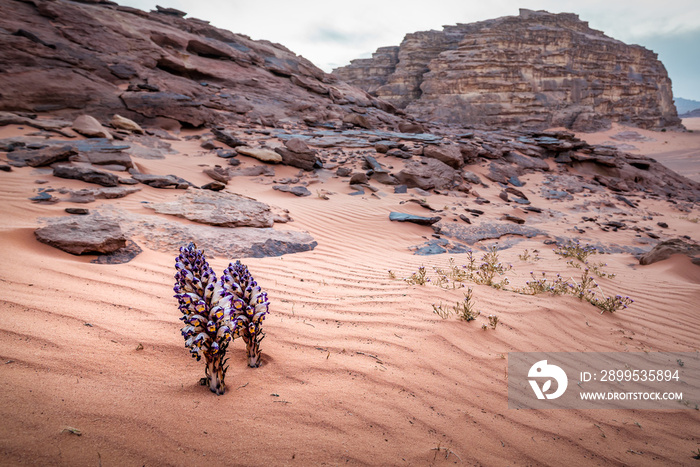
[220,260,270,368]
[174,243,270,394]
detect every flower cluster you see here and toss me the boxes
[174,243,269,394]
[220,260,270,368]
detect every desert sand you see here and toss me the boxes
[1,121,699,466]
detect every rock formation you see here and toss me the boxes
[333,9,681,132]
[0,0,401,129]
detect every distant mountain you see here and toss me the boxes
[675,98,700,117]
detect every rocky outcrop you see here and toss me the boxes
[0,0,401,129]
[334,9,681,131]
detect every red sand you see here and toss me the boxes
[0,123,698,465]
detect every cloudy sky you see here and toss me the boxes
[119,0,700,101]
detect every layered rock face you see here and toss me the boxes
[0,0,400,128]
[333,9,681,131]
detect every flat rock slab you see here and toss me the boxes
[35,214,127,255]
[389,212,441,226]
[98,206,316,259]
[144,190,275,227]
[436,221,546,245]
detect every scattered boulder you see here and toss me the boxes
[462,171,482,185]
[389,212,440,226]
[201,181,226,191]
[395,157,458,191]
[639,238,700,266]
[502,214,526,224]
[273,185,312,197]
[343,113,372,129]
[7,146,77,167]
[211,128,246,148]
[130,173,193,189]
[110,115,144,134]
[53,164,120,187]
[72,115,113,140]
[275,138,320,171]
[349,173,368,185]
[203,166,231,184]
[398,122,426,134]
[35,214,127,255]
[236,146,282,163]
[423,144,463,169]
[145,190,275,227]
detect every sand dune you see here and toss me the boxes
[1,124,699,465]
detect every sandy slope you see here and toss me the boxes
[0,123,699,466]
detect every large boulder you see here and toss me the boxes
[423,144,463,169]
[639,238,700,266]
[236,146,282,163]
[35,215,127,254]
[72,115,113,140]
[395,157,459,190]
[274,138,321,171]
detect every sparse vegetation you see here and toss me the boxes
[554,239,598,262]
[404,265,429,285]
[455,288,479,322]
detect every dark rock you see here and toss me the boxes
[499,191,509,202]
[53,164,120,187]
[155,5,187,16]
[657,222,668,228]
[91,239,142,264]
[394,185,408,194]
[462,171,481,185]
[336,167,352,177]
[201,181,226,191]
[79,151,134,169]
[145,190,275,227]
[508,175,524,187]
[275,138,320,171]
[398,122,425,133]
[273,185,312,197]
[389,212,441,226]
[639,238,700,266]
[65,208,90,215]
[615,195,637,208]
[216,149,237,158]
[459,214,472,224]
[504,151,549,171]
[211,128,246,148]
[30,192,56,203]
[131,173,193,189]
[502,214,525,224]
[386,148,412,159]
[201,140,218,150]
[505,187,528,200]
[108,63,137,80]
[343,113,372,129]
[349,173,368,185]
[7,145,77,167]
[372,172,399,185]
[203,166,231,183]
[524,206,543,213]
[0,165,12,172]
[423,144,463,169]
[35,215,127,255]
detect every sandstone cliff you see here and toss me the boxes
[0,0,401,129]
[333,9,681,132]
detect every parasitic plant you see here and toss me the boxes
[174,243,270,394]
[220,260,270,368]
